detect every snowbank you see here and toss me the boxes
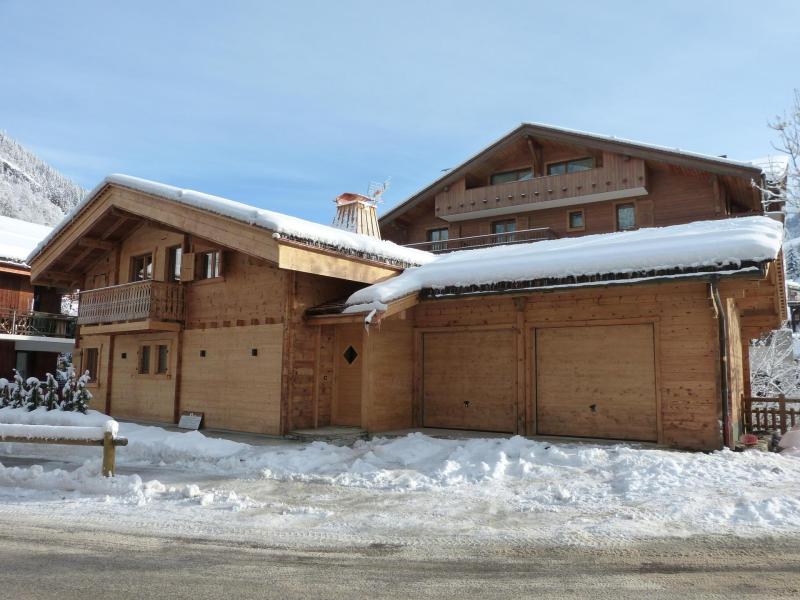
[0,407,118,436]
[118,422,247,465]
[28,174,434,267]
[344,216,783,312]
[0,214,52,266]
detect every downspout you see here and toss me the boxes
[710,277,732,449]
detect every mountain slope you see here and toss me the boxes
[0,131,84,225]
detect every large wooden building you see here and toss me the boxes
[0,215,75,378]
[27,124,788,450]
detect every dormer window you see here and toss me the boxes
[547,157,594,176]
[490,168,533,185]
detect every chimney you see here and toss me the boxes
[332,192,382,239]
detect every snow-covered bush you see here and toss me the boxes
[0,369,92,413]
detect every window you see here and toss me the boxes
[84,348,99,382]
[156,344,169,374]
[427,228,449,251]
[168,246,182,282]
[567,209,585,231]
[492,220,517,243]
[138,345,151,375]
[490,168,533,185]
[200,250,222,279]
[131,253,153,282]
[616,203,637,231]
[547,157,595,176]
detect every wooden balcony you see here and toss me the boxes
[77,280,184,331]
[0,309,77,339]
[405,227,557,253]
[435,156,647,221]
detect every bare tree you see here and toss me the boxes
[768,88,800,209]
[750,326,799,397]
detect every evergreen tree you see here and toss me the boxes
[72,371,92,414]
[10,370,26,409]
[25,377,43,411]
[60,370,76,411]
[0,378,10,408]
[43,373,60,411]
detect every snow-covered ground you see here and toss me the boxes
[1,412,800,548]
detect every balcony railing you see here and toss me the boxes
[0,309,77,339]
[405,227,558,253]
[77,280,184,326]
[435,156,647,219]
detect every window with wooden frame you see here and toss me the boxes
[155,344,169,374]
[567,209,585,232]
[84,348,99,383]
[199,250,222,279]
[490,168,533,185]
[615,202,637,231]
[167,246,182,282]
[138,344,151,375]
[130,253,153,282]
[492,219,517,243]
[546,157,594,176]
[427,228,449,251]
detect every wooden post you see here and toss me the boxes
[102,431,116,477]
[779,395,787,434]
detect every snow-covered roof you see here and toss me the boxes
[0,215,53,267]
[27,174,434,268]
[749,155,790,183]
[344,216,783,313]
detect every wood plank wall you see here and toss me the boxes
[356,271,782,451]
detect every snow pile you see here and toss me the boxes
[118,422,246,465]
[0,461,148,498]
[28,174,434,267]
[0,214,52,266]
[779,428,800,455]
[344,216,783,312]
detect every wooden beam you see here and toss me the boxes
[79,320,182,335]
[78,237,115,251]
[526,136,543,178]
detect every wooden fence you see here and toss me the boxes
[744,396,800,434]
[0,428,128,476]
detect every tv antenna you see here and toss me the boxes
[367,177,391,203]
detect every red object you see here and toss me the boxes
[740,433,759,446]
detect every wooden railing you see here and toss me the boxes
[745,396,800,434]
[0,309,76,338]
[405,227,558,253]
[77,280,184,326]
[435,156,647,219]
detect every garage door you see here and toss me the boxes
[422,329,516,432]
[180,324,284,434]
[536,323,657,442]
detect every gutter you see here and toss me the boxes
[709,277,732,449]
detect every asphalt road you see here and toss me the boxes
[1,522,799,599]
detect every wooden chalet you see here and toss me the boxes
[0,216,75,378]
[26,124,789,451]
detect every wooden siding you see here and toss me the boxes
[180,324,284,434]
[362,316,414,431]
[108,332,179,423]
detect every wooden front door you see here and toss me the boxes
[536,323,658,442]
[332,325,363,427]
[422,329,517,433]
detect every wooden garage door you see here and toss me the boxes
[536,324,657,442]
[180,324,284,434]
[423,329,516,432]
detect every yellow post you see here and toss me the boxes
[102,431,116,477]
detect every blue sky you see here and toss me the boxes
[1,0,797,222]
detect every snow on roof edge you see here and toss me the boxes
[27,174,434,267]
[345,216,783,313]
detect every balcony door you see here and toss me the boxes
[130,254,153,282]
